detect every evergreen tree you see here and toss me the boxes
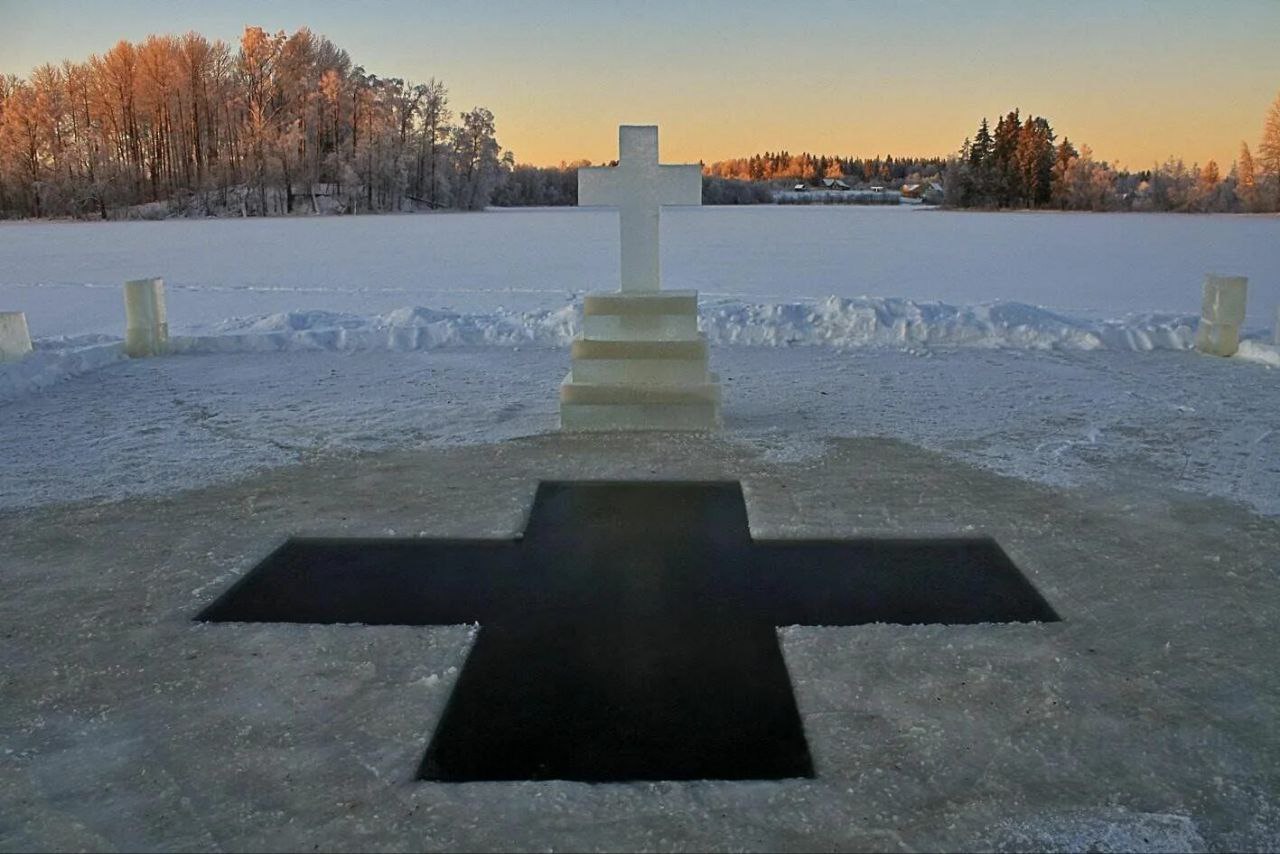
[969,118,993,167]
[968,118,994,204]
[1015,116,1055,208]
[991,109,1021,206]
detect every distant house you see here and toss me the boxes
[793,183,807,192]
[821,178,851,191]
[869,185,885,194]
[900,183,923,198]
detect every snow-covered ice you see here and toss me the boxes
[2,207,1278,338]
[1,208,1277,516]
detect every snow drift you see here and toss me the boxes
[0,341,123,403]
[170,297,1203,355]
[2,295,1267,404]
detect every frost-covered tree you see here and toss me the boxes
[1258,90,1280,208]
[1236,141,1259,212]
[0,25,510,218]
[1048,137,1076,208]
[449,107,505,211]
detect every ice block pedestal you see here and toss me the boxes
[0,311,33,362]
[560,290,720,431]
[1195,274,1247,357]
[124,278,169,358]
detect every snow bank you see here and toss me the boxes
[172,305,580,353]
[171,297,1201,355]
[0,297,1232,404]
[703,297,1199,351]
[0,342,123,404]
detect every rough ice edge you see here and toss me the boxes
[4,296,1272,404]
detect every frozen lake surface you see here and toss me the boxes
[1,207,1277,516]
[1,207,1277,339]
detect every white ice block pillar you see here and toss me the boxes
[124,277,169,358]
[1195,274,1246,357]
[0,311,33,362]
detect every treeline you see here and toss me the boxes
[490,163,773,207]
[945,96,1280,212]
[704,151,947,185]
[0,27,510,219]
[492,153,941,208]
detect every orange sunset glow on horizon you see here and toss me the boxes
[3,0,1279,171]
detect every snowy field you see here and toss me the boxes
[1,207,1278,515]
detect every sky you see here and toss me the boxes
[2,0,1278,169]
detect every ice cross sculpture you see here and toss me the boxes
[578,125,702,292]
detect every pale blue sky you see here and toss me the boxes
[3,0,1278,167]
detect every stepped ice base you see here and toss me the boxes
[560,371,721,432]
[572,358,710,385]
[583,314,698,341]
[581,289,700,342]
[583,290,698,316]
[561,288,720,432]
[561,402,720,432]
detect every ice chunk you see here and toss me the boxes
[1201,275,1247,326]
[1194,276,1247,357]
[1194,319,1239,357]
[123,278,169,357]
[0,311,33,362]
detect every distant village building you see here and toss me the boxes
[793,183,807,192]
[821,178,851,190]
[869,185,885,194]
[902,181,945,201]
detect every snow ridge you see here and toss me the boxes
[175,305,580,353]
[172,297,1202,355]
[0,296,1250,404]
[702,297,1199,351]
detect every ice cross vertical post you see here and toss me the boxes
[578,125,702,292]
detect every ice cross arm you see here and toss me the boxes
[578,163,702,207]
